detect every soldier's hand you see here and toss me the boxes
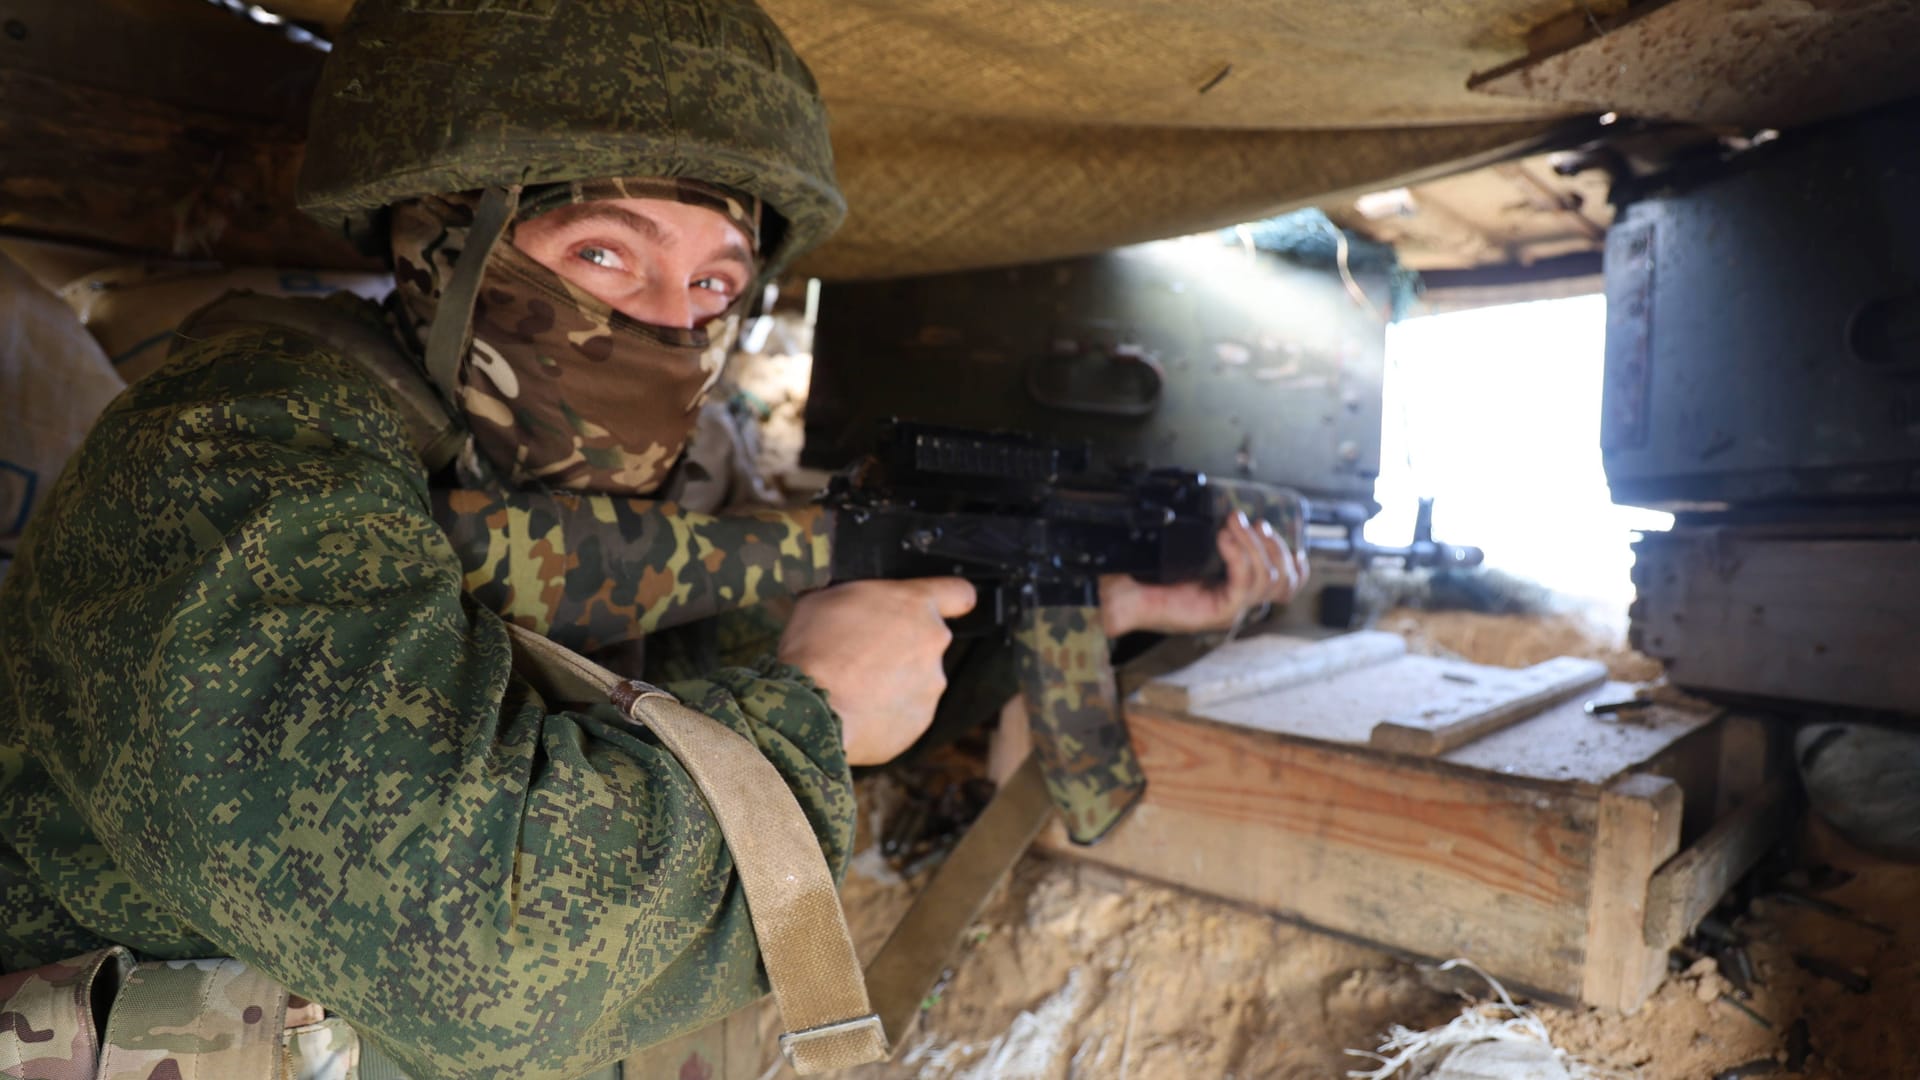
[778,578,977,765]
[1098,511,1306,637]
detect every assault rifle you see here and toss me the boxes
[822,421,1309,845]
[822,422,1483,846]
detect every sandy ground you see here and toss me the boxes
[821,808,1920,1080]
[747,609,1920,1080]
[835,847,1459,1080]
[1544,820,1920,1080]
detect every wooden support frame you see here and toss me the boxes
[1042,706,1605,1000]
[1042,701,1789,1010]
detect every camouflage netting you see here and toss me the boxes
[254,0,1612,279]
[1220,209,1424,320]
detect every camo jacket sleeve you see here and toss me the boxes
[0,324,855,1079]
[429,489,832,654]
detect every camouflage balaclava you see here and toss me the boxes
[295,0,846,494]
[389,178,763,495]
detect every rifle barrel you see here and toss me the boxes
[1307,534,1485,570]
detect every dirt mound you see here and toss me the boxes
[848,857,1454,1080]
[1543,821,1920,1079]
[1377,607,1662,682]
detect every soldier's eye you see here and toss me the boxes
[576,246,624,270]
[692,276,733,296]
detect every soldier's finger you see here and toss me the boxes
[1230,519,1275,613]
[1219,514,1257,596]
[1253,520,1294,601]
[919,576,980,619]
[1255,520,1285,583]
[1234,519,1278,610]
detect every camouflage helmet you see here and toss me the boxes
[295,0,846,280]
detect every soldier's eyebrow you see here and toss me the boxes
[537,203,754,274]
[708,242,756,278]
[540,202,664,242]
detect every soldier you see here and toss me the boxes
[0,0,1302,1076]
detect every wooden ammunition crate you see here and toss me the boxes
[1042,647,1789,1011]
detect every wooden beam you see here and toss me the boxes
[0,0,370,268]
[4,0,323,125]
[1643,778,1792,950]
[1580,773,1683,1012]
[247,0,351,33]
[0,68,374,270]
[1138,631,1405,712]
[1633,531,1920,715]
[1471,0,1920,130]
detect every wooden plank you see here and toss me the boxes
[1181,653,1538,748]
[1191,659,1712,787]
[1632,532,1920,714]
[249,0,351,31]
[1043,705,1601,999]
[1643,717,1727,851]
[1643,778,1792,950]
[1713,714,1772,821]
[1368,656,1607,756]
[1439,694,1711,787]
[1580,773,1683,1011]
[1138,630,1405,711]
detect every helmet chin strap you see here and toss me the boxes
[424,184,523,402]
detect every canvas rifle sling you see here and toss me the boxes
[502,621,887,1073]
[862,752,1054,1056]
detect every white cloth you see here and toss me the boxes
[0,252,124,555]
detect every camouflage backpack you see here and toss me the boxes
[0,947,358,1080]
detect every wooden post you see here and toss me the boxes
[1714,714,1772,820]
[1580,773,1682,1011]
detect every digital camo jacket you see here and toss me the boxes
[0,319,855,1079]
